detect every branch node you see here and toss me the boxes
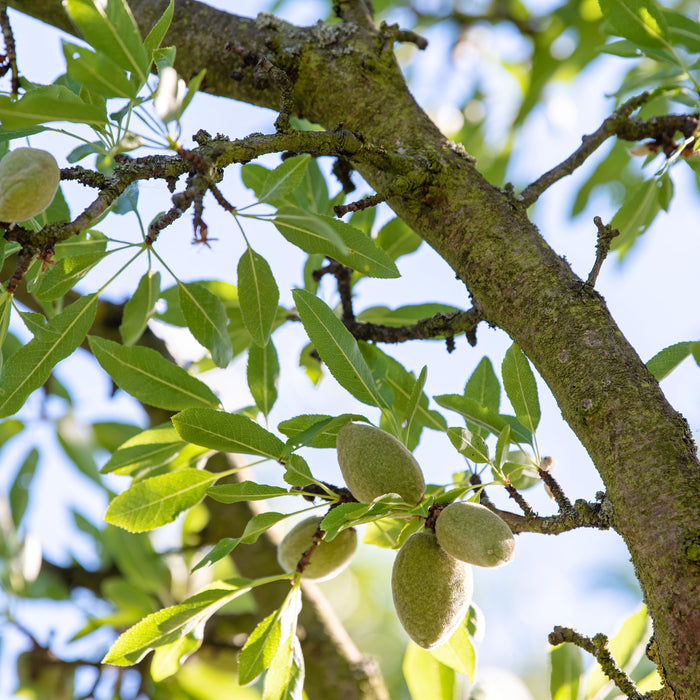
[225,42,294,133]
[549,626,644,699]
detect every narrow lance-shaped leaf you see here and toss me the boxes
[238,247,279,347]
[550,642,583,700]
[143,0,175,58]
[403,643,456,700]
[275,206,399,278]
[258,155,310,204]
[463,356,500,439]
[105,468,217,533]
[430,624,475,681]
[292,288,386,409]
[263,589,305,700]
[9,448,39,528]
[88,336,220,411]
[599,0,669,49]
[178,281,233,367]
[0,294,98,418]
[102,578,254,665]
[502,343,540,432]
[120,271,161,346]
[0,85,107,129]
[447,427,490,463]
[63,41,136,99]
[172,407,285,459]
[239,609,283,686]
[207,481,289,504]
[247,339,280,416]
[63,0,149,83]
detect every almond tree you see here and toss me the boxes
[1,1,699,699]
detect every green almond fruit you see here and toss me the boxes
[435,501,515,568]
[336,422,425,504]
[0,147,60,223]
[391,530,473,649]
[277,516,357,581]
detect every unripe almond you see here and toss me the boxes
[336,423,425,504]
[391,530,473,649]
[277,516,357,581]
[435,501,515,568]
[0,148,60,222]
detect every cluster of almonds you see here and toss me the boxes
[276,423,515,650]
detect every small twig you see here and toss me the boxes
[209,182,236,214]
[519,93,651,206]
[312,259,356,326]
[538,467,573,512]
[549,626,644,699]
[226,42,294,133]
[349,307,484,345]
[0,5,20,96]
[586,216,619,287]
[334,190,387,216]
[5,248,33,294]
[145,189,194,246]
[380,21,428,50]
[332,158,356,194]
[505,482,537,518]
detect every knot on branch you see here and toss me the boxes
[225,42,294,133]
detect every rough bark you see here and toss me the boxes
[6,1,700,697]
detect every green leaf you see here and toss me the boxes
[282,454,315,487]
[105,468,217,532]
[357,303,460,327]
[463,357,501,438]
[599,0,669,49]
[64,0,149,84]
[150,633,202,682]
[258,155,310,204]
[293,157,330,215]
[9,448,39,528]
[0,294,98,418]
[239,610,283,686]
[32,251,109,301]
[238,247,279,347]
[362,345,446,441]
[247,339,279,416]
[172,407,285,459]
[494,424,511,472]
[293,289,385,409]
[433,395,533,445]
[278,413,365,449]
[430,624,475,681]
[375,216,422,260]
[585,605,650,699]
[0,85,107,129]
[207,481,289,503]
[88,336,219,411]
[63,41,136,98]
[143,0,174,59]
[502,343,540,432]
[241,163,269,198]
[550,642,583,700]
[403,642,456,700]
[274,206,399,278]
[101,423,184,475]
[362,518,407,549]
[447,427,490,463]
[403,365,427,441]
[102,578,253,665]
[120,271,161,346]
[179,282,233,367]
[610,176,669,259]
[263,634,305,700]
[646,341,696,380]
